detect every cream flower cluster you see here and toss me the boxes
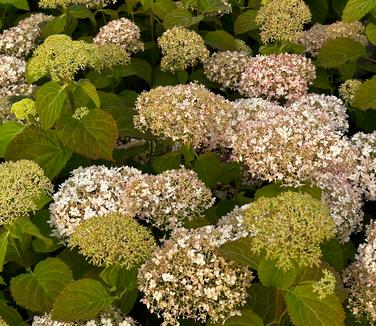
[177,0,232,16]
[138,226,252,325]
[122,168,215,230]
[300,21,367,56]
[343,221,376,323]
[49,165,141,239]
[0,13,52,58]
[238,53,316,101]
[0,55,34,98]
[33,307,137,325]
[134,83,234,148]
[157,27,209,72]
[93,18,143,54]
[256,0,311,43]
[39,0,115,8]
[203,51,250,90]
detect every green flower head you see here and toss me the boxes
[68,212,157,269]
[0,160,53,225]
[244,191,335,271]
[11,98,37,121]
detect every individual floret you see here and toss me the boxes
[138,226,252,325]
[256,0,311,44]
[122,168,215,231]
[158,27,209,72]
[0,160,53,225]
[238,53,316,102]
[49,165,142,239]
[243,191,335,271]
[68,212,156,268]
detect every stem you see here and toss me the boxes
[10,237,31,270]
[274,289,283,322]
[65,85,76,112]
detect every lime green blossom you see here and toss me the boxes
[313,269,336,299]
[11,98,36,121]
[158,27,209,72]
[0,160,53,225]
[244,192,335,271]
[339,79,362,105]
[72,107,89,120]
[68,212,156,268]
[256,0,311,43]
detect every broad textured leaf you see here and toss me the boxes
[151,0,177,19]
[366,22,376,45]
[246,284,278,324]
[204,30,238,51]
[119,288,138,314]
[52,279,114,321]
[99,264,138,291]
[41,15,67,38]
[152,151,182,173]
[194,152,223,188]
[0,231,9,272]
[234,10,258,34]
[320,239,345,272]
[0,0,29,10]
[10,258,73,312]
[258,259,298,289]
[76,80,100,108]
[316,38,366,68]
[0,121,24,157]
[342,0,376,22]
[36,82,68,130]
[32,210,61,253]
[285,285,345,326]
[219,238,261,269]
[255,183,321,200]
[353,76,376,110]
[9,217,53,248]
[56,109,118,160]
[164,8,203,29]
[305,0,328,23]
[120,58,152,84]
[5,126,72,178]
[0,301,25,326]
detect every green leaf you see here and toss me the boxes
[119,288,138,314]
[56,109,118,161]
[234,10,258,35]
[305,0,328,23]
[0,231,9,272]
[258,259,298,289]
[151,0,177,19]
[5,126,72,179]
[120,58,152,84]
[219,238,261,270]
[0,301,25,326]
[316,38,366,68]
[52,279,114,321]
[41,14,67,38]
[342,0,376,22]
[254,183,321,200]
[0,121,24,157]
[204,30,238,51]
[194,152,223,188]
[0,0,29,10]
[366,22,376,45]
[10,258,73,312]
[76,80,100,108]
[9,217,53,248]
[285,285,345,326]
[219,308,263,325]
[69,5,95,19]
[320,239,345,272]
[152,151,182,173]
[36,82,68,130]
[164,8,203,29]
[32,210,61,253]
[353,76,376,110]
[246,284,278,324]
[99,264,138,291]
